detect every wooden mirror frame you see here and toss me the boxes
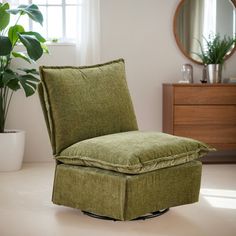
[173,0,236,65]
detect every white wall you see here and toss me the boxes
[6,0,236,162]
[100,0,236,130]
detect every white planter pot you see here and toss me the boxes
[0,130,25,172]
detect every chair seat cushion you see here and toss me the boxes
[57,131,213,174]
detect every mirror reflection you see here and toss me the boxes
[174,0,236,63]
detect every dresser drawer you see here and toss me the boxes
[174,86,236,105]
[174,105,236,125]
[163,84,236,160]
[174,125,236,144]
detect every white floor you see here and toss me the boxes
[0,163,236,236]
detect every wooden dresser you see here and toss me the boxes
[162,84,236,163]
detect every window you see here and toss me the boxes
[203,0,216,39]
[6,0,82,42]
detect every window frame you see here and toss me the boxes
[4,0,81,43]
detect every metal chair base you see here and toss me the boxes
[82,208,169,221]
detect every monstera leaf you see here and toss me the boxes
[12,51,33,64]
[7,4,43,25]
[0,3,10,30]
[2,70,20,91]
[18,74,40,97]
[0,36,12,56]
[20,31,46,43]
[0,2,46,133]
[8,25,25,45]
[18,34,43,61]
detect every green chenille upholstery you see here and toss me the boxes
[38,59,207,220]
[53,161,202,221]
[39,59,138,155]
[58,131,212,174]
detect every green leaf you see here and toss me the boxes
[7,78,20,91]
[196,34,236,65]
[21,31,46,43]
[19,74,40,97]
[1,70,20,91]
[12,51,33,64]
[2,70,15,85]
[17,68,39,75]
[8,25,25,45]
[18,34,43,61]
[0,3,10,31]
[0,36,12,56]
[7,4,43,25]
[6,4,27,15]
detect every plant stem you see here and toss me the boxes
[0,56,12,132]
[4,56,11,70]
[3,86,7,115]
[0,95,4,133]
[15,14,22,26]
[4,90,13,122]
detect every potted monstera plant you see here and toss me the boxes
[0,3,47,171]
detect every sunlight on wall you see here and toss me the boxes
[201,188,236,210]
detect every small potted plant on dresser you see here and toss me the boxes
[196,34,236,83]
[0,3,47,171]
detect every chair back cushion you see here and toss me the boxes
[39,59,138,155]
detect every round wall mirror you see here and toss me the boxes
[174,0,236,64]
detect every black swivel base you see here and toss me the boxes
[82,208,169,221]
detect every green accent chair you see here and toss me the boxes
[38,59,212,221]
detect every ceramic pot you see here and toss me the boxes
[207,64,222,83]
[0,130,25,171]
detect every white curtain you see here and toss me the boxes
[203,0,216,39]
[76,0,101,66]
